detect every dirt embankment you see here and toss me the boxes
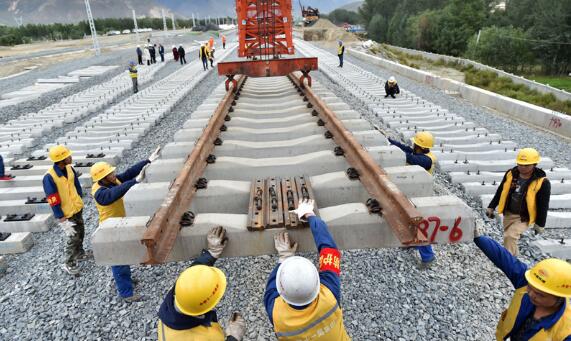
[302,19,358,43]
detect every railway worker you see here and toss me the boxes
[128,61,138,94]
[264,199,350,340]
[42,146,88,276]
[159,44,165,62]
[144,46,151,66]
[209,36,215,50]
[222,35,226,49]
[178,45,187,65]
[473,226,571,340]
[486,148,551,256]
[388,131,437,268]
[384,76,400,98]
[209,48,216,68]
[199,43,211,71]
[136,45,143,65]
[151,44,158,64]
[172,45,179,62]
[0,155,14,180]
[90,148,158,302]
[157,226,246,340]
[337,40,345,68]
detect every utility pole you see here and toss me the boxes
[162,9,168,32]
[84,0,101,56]
[192,13,196,28]
[476,29,481,44]
[14,16,23,28]
[171,13,176,30]
[132,10,140,43]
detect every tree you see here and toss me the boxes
[328,9,361,25]
[368,14,388,42]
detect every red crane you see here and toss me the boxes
[217,0,318,91]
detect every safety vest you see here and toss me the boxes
[200,46,210,59]
[273,285,350,341]
[496,287,571,340]
[497,170,545,225]
[91,180,126,223]
[157,320,224,341]
[46,165,83,218]
[129,67,138,79]
[406,151,437,175]
[209,38,214,49]
[222,36,226,43]
[338,45,344,56]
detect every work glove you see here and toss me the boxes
[58,220,76,237]
[274,232,298,263]
[533,224,545,235]
[290,199,315,222]
[473,223,485,238]
[207,226,228,259]
[148,146,161,163]
[485,208,495,219]
[225,312,246,341]
[135,164,150,183]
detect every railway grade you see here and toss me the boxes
[92,72,476,265]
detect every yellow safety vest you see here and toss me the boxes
[406,151,437,175]
[497,170,545,225]
[496,287,571,340]
[47,165,83,218]
[157,320,224,341]
[200,46,210,59]
[91,180,126,223]
[129,67,138,79]
[273,285,350,341]
[338,45,344,55]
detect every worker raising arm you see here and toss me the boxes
[264,199,350,340]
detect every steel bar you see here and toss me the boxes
[288,73,427,244]
[141,76,247,264]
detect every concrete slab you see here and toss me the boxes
[0,214,53,233]
[532,239,571,259]
[0,232,34,254]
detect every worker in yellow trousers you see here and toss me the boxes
[157,226,246,340]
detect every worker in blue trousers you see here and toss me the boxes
[90,147,160,302]
[264,199,350,340]
[473,226,571,340]
[388,131,438,268]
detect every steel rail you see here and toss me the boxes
[289,73,426,244]
[141,76,247,264]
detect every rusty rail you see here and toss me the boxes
[289,73,426,244]
[141,75,247,264]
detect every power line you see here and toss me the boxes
[496,34,571,45]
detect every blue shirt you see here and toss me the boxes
[388,138,433,171]
[93,160,149,205]
[42,165,83,219]
[264,216,341,324]
[475,236,571,341]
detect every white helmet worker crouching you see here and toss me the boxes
[276,256,320,306]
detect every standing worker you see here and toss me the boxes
[209,36,215,50]
[222,35,226,49]
[199,43,210,71]
[337,40,345,68]
[42,146,89,275]
[90,148,159,303]
[136,45,143,65]
[157,226,246,340]
[385,76,400,98]
[264,199,350,340]
[178,45,187,65]
[209,48,216,68]
[0,155,14,180]
[128,61,138,94]
[172,45,179,62]
[144,46,151,66]
[473,227,571,340]
[486,148,550,256]
[388,131,437,268]
[159,44,165,62]
[150,44,157,64]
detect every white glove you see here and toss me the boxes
[290,199,315,222]
[148,146,161,163]
[533,224,544,235]
[474,223,485,238]
[135,164,150,183]
[207,226,227,258]
[225,312,246,341]
[58,220,76,237]
[274,232,298,263]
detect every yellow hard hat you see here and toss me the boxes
[90,162,116,182]
[516,148,540,165]
[48,145,72,163]
[411,131,434,149]
[174,265,227,316]
[525,258,571,298]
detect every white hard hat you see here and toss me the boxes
[276,256,320,306]
[172,45,175,48]
[389,76,396,83]
[137,45,140,48]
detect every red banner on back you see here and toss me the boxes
[319,248,341,275]
[47,194,61,207]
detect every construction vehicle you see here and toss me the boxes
[299,1,320,26]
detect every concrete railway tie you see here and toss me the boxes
[296,40,571,257]
[91,74,477,266]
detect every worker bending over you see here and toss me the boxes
[158,226,246,340]
[486,148,550,256]
[474,227,571,340]
[264,199,350,340]
[90,147,159,302]
[43,146,89,275]
[385,76,400,98]
[389,132,437,267]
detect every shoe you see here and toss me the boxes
[123,293,144,303]
[62,263,80,275]
[76,250,93,261]
[132,277,139,286]
[0,175,14,181]
[418,258,436,270]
